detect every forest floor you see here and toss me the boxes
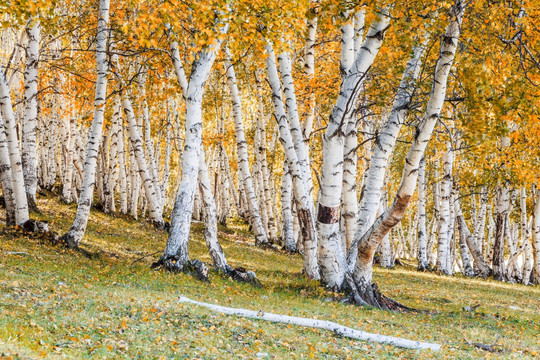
[0,197,539,359]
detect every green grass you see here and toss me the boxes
[0,197,539,359]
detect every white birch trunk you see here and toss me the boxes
[281,162,295,251]
[302,4,318,148]
[224,51,267,245]
[319,10,391,288]
[60,0,110,247]
[0,69,30,224]
[349,34,429,273]
[417,157,429,270]
[22,20,40,205]
[122,94,164,227]
[140,71,162,209]
[265,43,319,279]
[455,198,492,276]
[198,150,229,272]
[455,201,475,276]
[350,1,467,302]
[436,144,453,275]
[159,24,227,269]
[531,186,540,284]
[0,119,16,225]
[492,185,510,281]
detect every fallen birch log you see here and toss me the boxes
[178,296,441,351]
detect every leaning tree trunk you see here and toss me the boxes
[265,42,319,279]
[155,22,227,271]
[347,31,429,277]
[455,201,475,276]
[455,198,492,276]
[198,150,230,273]
[0,68,30,225]
[122,93,164,228]
[0,119,16,225]
[318,10,392,289]
[224,50,268,245]
[60,0,110,248]
[21,20,40,208]
[349,0,467,307]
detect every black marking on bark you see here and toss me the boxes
[317,204,339,224]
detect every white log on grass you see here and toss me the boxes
[61,0,110,247]
[21,20,40,204]
[178,296,441,351]
[224,49,267,245]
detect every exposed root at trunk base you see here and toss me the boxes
[344,272,415,312]
[226,267,262,287]
[151,256,209,282]
[16,219,60,244]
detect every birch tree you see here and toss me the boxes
[224,49,268,245]
[348,0,467,307]
[60,0,110,248]
[22,20,40,207]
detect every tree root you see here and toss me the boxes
[344,272,415,312]
[151,256,209,281]
[226,267,262,287]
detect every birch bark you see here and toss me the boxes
[157,21,228,270]
[122,93,164,227]
[417,157,429,270]
[60,0,110,247]
[22,20,40,206]
[531,186,540,284]
[318,10,391,288]
[265,43,319,279]
[224,50,267,245]
[0,68,30,224]
[349,1,467,304]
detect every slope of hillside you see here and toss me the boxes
[0,197,539,359]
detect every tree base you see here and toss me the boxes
[344,272,414,311]
[26,194,41,214]
[18,219,59,244]
[226,267,262,287]
[151,256,209,281]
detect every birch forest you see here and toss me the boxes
[1,0,539,358]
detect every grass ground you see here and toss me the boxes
[0,196,539,359]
